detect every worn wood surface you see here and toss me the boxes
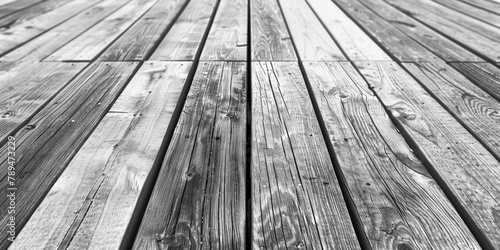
[0,0,70,29]
[0,0,43,19]
[307,0,391,61]
[200,0,247,61]
[356,0,483,62]
[356,61,500,249]
[252,62,360,249]
[134,62,247,249]
[383,0,500,63]
[251,0,296,61]
[0,0,100,56]
[450,63,500,102]
[278,0,345,61]
[402,62,500,161]
[9,62,191,250]
[305,61,481,249]
[46,0,159,62]
[98,0,188,61]
[2,0,131,61]
[332,0,440,62]
[149,0,218,61]
[0,62,138,250]
[432,0,500,29]
[0,62,86,144]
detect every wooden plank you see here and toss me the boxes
[307,0,391,61]
[0,0,71,29]
[149,0,218,61]
[402,62,500,161]
[251,0,296,61]
[457,0,500,15]
[134,62,246,249]
[355,61,500,249]
[45,0,159,62]
[2,0,132,62]
[277,0,345,61]
[0,0,42,19]
[200,0,247,61]
[0,0,101,56]
[450,62,500,102]
[0,62,139,249]
[10,62,191,249]
[251,62,359,249]
[0,62,86,144]
[432,0,500,29]
[98,0,188,61]
[332,0,440,62]
[383,0,500,63]
[356,0,483,62]
[304,61,481,249]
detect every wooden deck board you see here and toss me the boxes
[355,61,500,249]
[0,62,138,250]
[98,0,188,61]
[2,0,500,248]
[149,0,218,61]
[199,0,248,61]
[45,0,159,62]
[134,62,247,249]
[304,61,481,249]
[252,62,359,249]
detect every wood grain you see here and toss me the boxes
[200,0,247,61]
[457,0,500,15]
[10,62,191,250]
[45,0,159,62]
[402,62,500,160]
[98,0,188,61]
[278,0,345,61]
[149,0,218,61]
[0,0,43,19]
[356,0,483,62]
[332,0,440,62]
[251,62,359,249]
[356,61,500,249]
[307,0,391,61]
[383,0,500,63]
[251,0,296,61]
[2,0,131,62]
[450,62,500,102]
[0,0,100,56]
[432,0,500,29]
[0,62,86,144]
[0,0,70,29]
[134,62,246,249]
[0,62,139,250]
[304,61,480,249]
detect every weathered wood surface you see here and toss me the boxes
[0,0,100,56]
[458,0,500,15]
[278,0,345,61]
[251,0,296,61]
[356,0,483,62]
[0,0,70,29]
[252,62,360,249]
[355,61,500,249]
[383,0,500,63]
[450,63,500,102]
[304,61,480,249]
[307,0,391,61]
[10,62,191,250]
[402,62,500,161]
[2,0,131,61]
[332,0,439,62]
[149,0,218,61]
[200,0,247,61]
[432,0,500,29]
[46,0,159,62]
[0,62,138,250]
[134,62,247,249]
[0,62,86,145]
[0,0,42,19]
[98,0,188,61]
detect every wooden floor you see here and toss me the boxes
[1,0,500,249]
